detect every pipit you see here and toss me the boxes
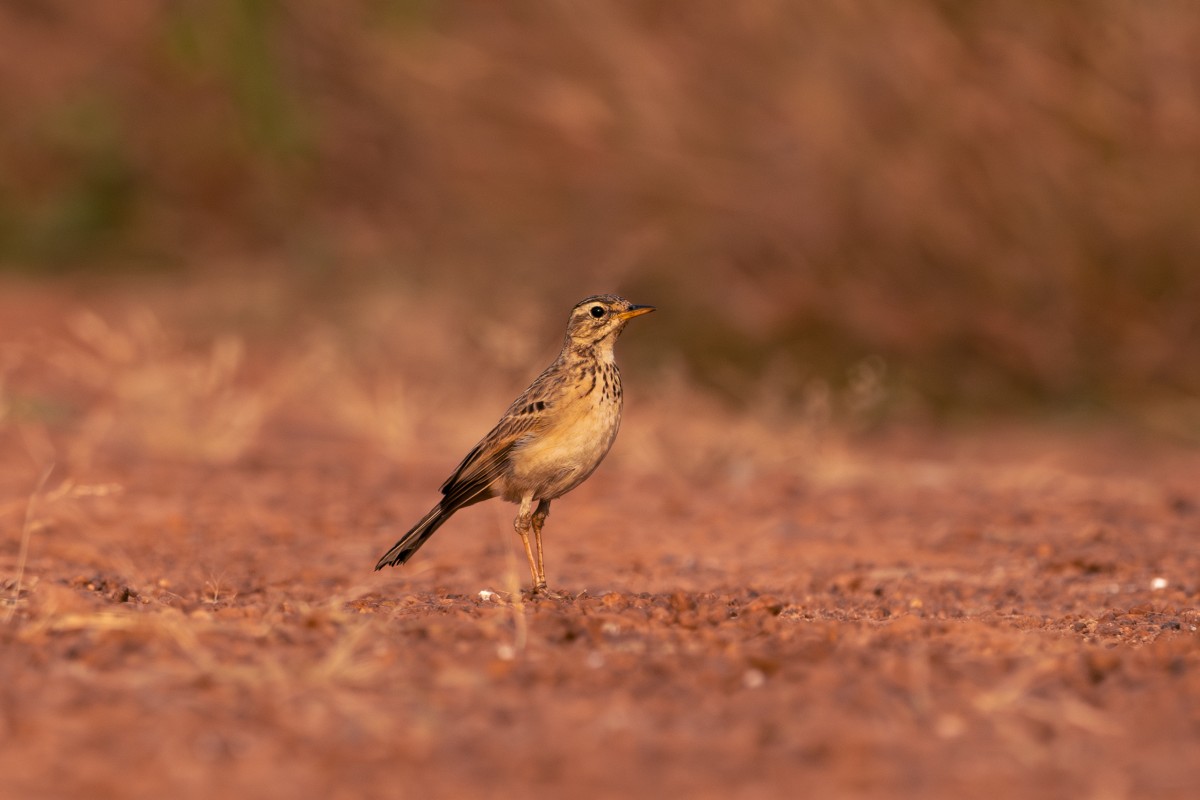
[375,294,655,593]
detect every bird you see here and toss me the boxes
[375,294,655,593]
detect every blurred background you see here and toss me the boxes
[2,0,1199,431]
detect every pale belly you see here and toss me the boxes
[501,395,622,502]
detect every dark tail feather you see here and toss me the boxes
[375,504,453,570]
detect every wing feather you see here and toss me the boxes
[437,370,564,506]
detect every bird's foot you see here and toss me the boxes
[527,584,573,601]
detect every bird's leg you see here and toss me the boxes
[513,495,542,592]
[531,499,551,590]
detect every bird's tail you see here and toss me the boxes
[374,503,453,570]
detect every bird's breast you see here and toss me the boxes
[504,368,623,501]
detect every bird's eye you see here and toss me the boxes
[589,305,606,318]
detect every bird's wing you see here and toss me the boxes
[437,368,563,507]
[437,437,515,510]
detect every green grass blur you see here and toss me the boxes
[1,1,1198,422]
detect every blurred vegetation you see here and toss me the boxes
[1,1,1199,420]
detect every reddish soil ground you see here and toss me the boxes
[1,278,1198,799]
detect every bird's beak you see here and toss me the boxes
[616,304,656,321]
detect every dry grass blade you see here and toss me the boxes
[4,462,54,625]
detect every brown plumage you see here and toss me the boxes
[375,294,655,592]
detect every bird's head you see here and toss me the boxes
[564,295,655,350]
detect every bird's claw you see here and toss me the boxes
[527,584,574,601]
